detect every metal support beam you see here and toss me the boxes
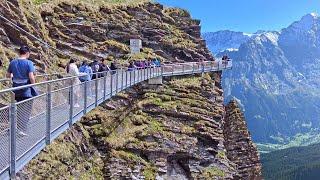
[9,93,17,179]
[83,81,88,113]
[69,79,74,127]
[103,74,107,101]
[95,78,98,107]
[45,83,52,145]
[110,73,113,96]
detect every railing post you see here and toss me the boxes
[133,69,136,84]
[172,65,174,76]
[147,67,149,79]
[138,68,140,82]
[182,64,185,74]
[83,80,88,114]
[46,83,52,145]
[161,66,164,76]
[125,70,128,88]
[69,78,74,127]
[116,70,119,93]
[9,92,17,179]
[110,73,113,96]
[192,63,195,74]
[103,73,107,100]
[130,71,132,86]
[95,77,98,107]
[121,68,124,90]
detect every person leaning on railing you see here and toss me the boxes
[6,45,38,136]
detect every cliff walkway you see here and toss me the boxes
[0,61,232,179]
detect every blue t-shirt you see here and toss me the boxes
[79,65,93,81]
[8,58,35,83]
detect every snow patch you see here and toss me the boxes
[264,32,279,45]
[225,48,239,52]
[310,12,318,18]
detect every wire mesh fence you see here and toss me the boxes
[16,95,47,160]
[0,106,10,173]
[51,88,70,132]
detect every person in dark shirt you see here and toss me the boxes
[99,59,110,77]
[90,59,100,79]
[6,46,36,136]
[110,62,117,75]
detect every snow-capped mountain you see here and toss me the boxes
[204,13,320,144]
[202,30,253,54]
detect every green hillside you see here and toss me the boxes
[262,143,320,180]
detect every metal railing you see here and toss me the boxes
[0,60,231,179]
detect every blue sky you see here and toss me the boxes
[156,0,320,33]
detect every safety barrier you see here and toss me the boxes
[0,60,231,179]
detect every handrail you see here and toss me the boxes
[0,60,229,94]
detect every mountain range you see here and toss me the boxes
[203,13,320,149]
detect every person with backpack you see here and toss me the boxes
[79,60,93,82]
[6,45,37,136]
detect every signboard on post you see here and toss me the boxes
[130,39,142,54]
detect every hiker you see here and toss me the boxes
[128,61,136,71]
[200,59,205,73]
[136,60,143,69]
[6,45,38,136]
[66,59,83,108]
[99,59,110,77]
[222,55,229,60]
[79,60,93,82]
[90,59,101,79]
[222,55,229,68]
[79,60,93,97]
[110,62,117,75]
[153,58,161,67]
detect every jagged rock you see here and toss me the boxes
[224,100,263,179]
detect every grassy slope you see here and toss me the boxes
[261,143,320,180]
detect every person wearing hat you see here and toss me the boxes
[6,45,36,136]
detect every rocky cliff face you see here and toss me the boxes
[0,0,261,179]
[224,100,262,179]
[19,74,262,179]
[0,0,213,77]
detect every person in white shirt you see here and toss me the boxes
[66,59,84,108]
